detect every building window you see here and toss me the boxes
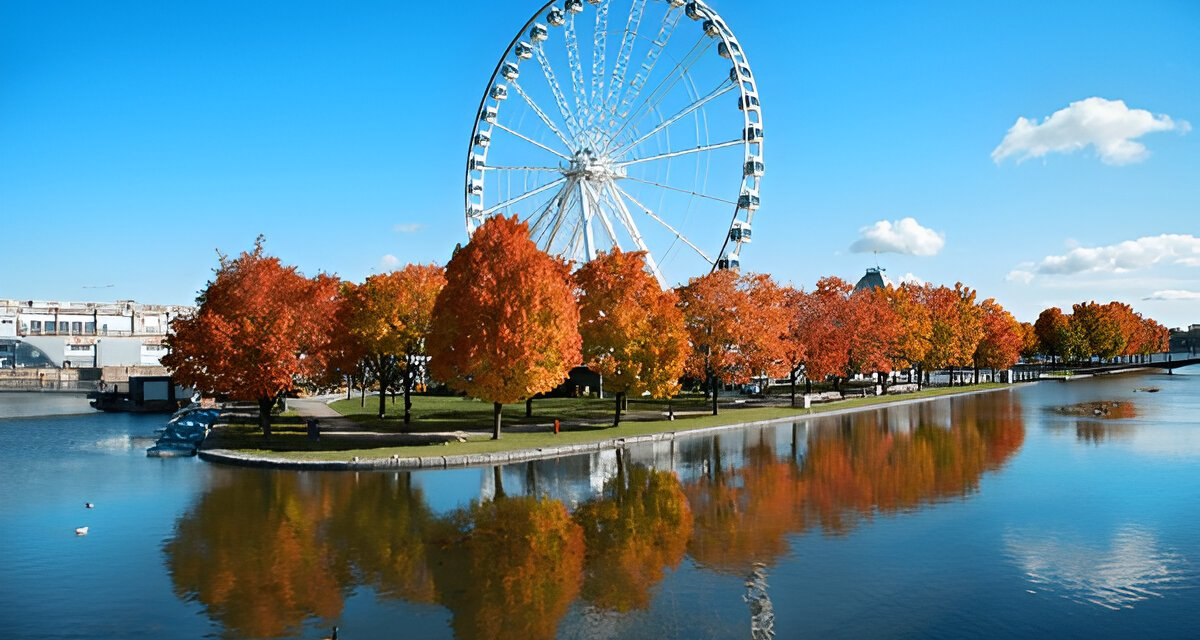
[71,321,83,334]
[58,321,69,333]
[30,321,42,333]
[85,322,96,334]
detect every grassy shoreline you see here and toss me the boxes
[203,383,1015,466]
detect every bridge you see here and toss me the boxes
[1014,351,1200,378]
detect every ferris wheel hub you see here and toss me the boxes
[565,148,624,182]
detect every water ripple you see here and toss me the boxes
[1004,524,1194,610]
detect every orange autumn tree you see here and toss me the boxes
[427,215,581,439]
[883,283,933,384]
[799,277,855,391]
[163,237,339,437]
[973,298,1023,378]
[1033,307,1072,363]
[575,250,687,427]
[339,264,445,423]
[780,286,813,405]
[677,270,745,415]
[846,286,902,389]
[741,273,792,390]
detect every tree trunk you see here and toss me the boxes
[258,396,274,439]
[492,402,503,440]
[805,377,812,395]
[403,364,412,425]
[711,374,719,416]
[360,381,366,407]
[973,366,980,385]
[613,391,623,427]
[346,375,351,400]
[378,376,387,419]
[948,366,955,387]
[525,397,533,418]
[789,370,796,408]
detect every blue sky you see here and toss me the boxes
[3,0,1197,327]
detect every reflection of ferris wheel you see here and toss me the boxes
[465,0,763,286]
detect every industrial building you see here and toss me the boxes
[0,299,192,368]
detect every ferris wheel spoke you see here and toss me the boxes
[618,139,741,167]
[582,180,622,252]
[624,175,737,205]
[588,0,610,127]
[509,81,575,150]
[603,0,646,121]
[565,13,590,129]
[611,5,683,124]
[483,176,567,215]
[528,181,573,239]
[542,180,579,249]
[612,182,715,265]
[492,122,572,161]
[610,80,734,158]
[577,181,600,261]
[606,34,709,153]
[532,44,584,139]
[484,165,563,172]
[603,180,666,287]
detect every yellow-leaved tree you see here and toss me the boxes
[574,250,687,427]
[339,264,445,423]
[427,215,581,439]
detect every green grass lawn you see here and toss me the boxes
[211,383,1011,462]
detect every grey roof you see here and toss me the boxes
[854,267,888,292]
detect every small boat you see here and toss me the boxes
[147,405,220,458]
[146,443,198,457]
[75,527,89,535]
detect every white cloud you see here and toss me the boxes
[992,97,1189,165]
[1144,289,1200,301]
[849,217,945,256]
[897,272,926,286]
[379,254,401,271]
[392,223,424,234]
[1032,234,1200,275]
[1006,270,1035,284]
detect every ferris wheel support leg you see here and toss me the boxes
[605,180,666,288]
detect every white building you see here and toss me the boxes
[0,299,192,368]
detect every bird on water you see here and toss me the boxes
[321,627,338,640]
[85,502,94,509]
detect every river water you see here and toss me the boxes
[1,370,1197,639]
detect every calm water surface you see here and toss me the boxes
[1,370,1197,639]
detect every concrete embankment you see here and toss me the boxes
[199,385,1022,471]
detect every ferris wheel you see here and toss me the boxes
[465,0,763,286]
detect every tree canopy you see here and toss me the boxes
[427,215,581,438]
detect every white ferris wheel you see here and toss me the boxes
[465,0,763,286]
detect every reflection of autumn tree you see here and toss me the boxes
[685,436,803,575]
[799,394,1025,533]
[164,471,351,639]
[323,473,437,604]
[573,462,693,611]
[684,396,1026,570]
[428,496,584,640]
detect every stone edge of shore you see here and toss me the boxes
[198,384,1023,471]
